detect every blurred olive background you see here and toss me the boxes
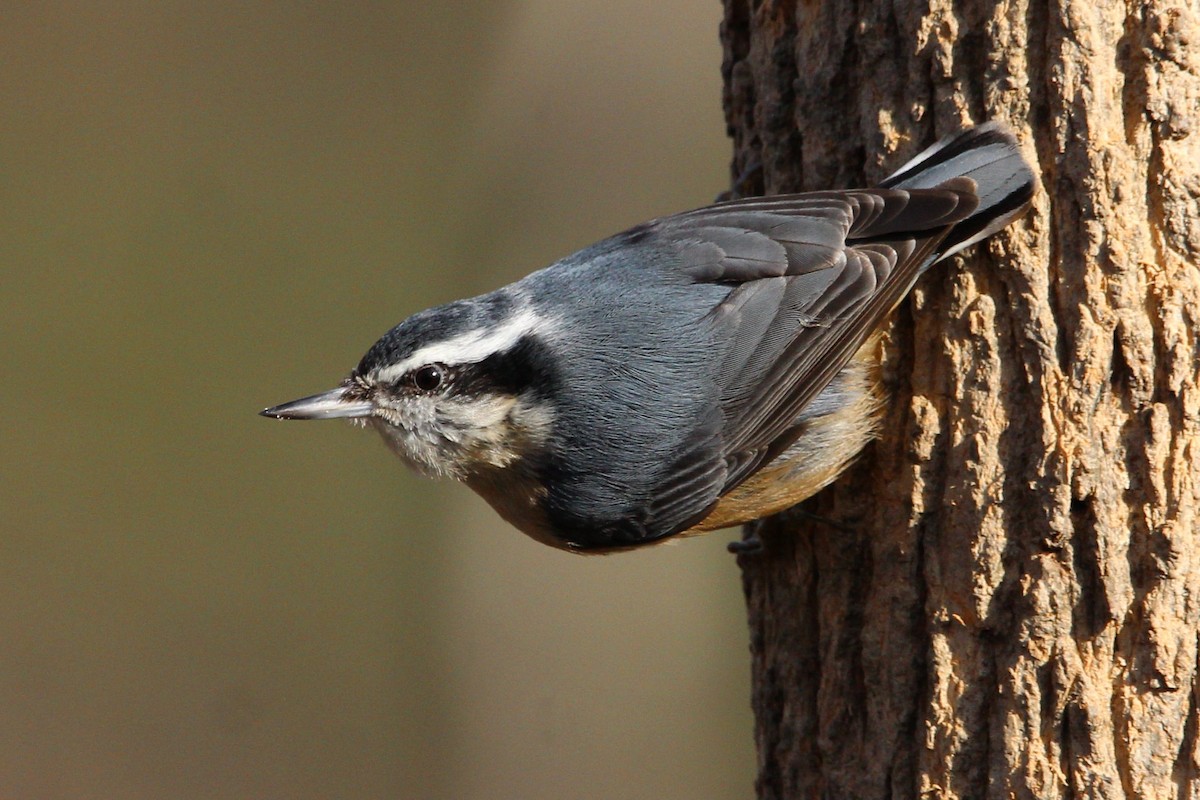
[1,3,753,799]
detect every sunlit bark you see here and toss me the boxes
[722,2,1200,797]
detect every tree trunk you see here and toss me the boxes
[720,2,1200,798]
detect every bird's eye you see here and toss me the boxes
[412,364,446,392]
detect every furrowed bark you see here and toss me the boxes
[721,2,1200,798]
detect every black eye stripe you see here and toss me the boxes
[467,336,558,398]
[385,336,558,398]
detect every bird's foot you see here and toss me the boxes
[727,519,765,555]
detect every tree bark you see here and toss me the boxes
[721,2,1200,798]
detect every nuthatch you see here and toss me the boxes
[262,124,1035,553]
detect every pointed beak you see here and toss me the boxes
[259,387,374,420]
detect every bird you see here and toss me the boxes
[261,123,1036,554]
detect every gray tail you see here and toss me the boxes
[880,122,1037,261]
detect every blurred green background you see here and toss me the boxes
[1,3,753,799]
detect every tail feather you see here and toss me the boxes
[880,122,1037,262]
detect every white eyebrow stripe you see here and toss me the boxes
[372,308,549,383]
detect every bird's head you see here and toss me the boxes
[262,295,558,481]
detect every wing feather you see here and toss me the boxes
[629,184,978,539]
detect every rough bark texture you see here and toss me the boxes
[721,2,1200,798]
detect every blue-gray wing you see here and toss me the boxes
[633,182,981,538]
